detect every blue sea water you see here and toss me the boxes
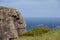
[24,17,60,30]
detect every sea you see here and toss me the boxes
[24,17,60,30]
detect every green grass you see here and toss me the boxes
[23,26,52,36]
[15,36,40,40]
[15,27,60,40]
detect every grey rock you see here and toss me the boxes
[0,6,26,40]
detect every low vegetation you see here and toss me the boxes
[14,26,60,40]
[23,26,52,36]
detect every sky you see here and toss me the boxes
[0,0,60,18]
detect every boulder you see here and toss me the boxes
[0,6,26,40]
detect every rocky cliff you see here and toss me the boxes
[0,6,26,40]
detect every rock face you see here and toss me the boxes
[0,6,26,40]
